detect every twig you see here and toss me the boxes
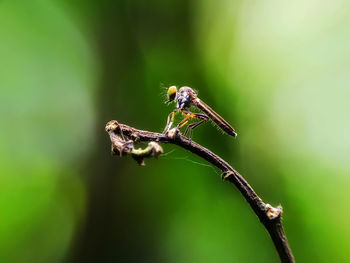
[105,120,295,263]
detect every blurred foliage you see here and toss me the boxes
[0,0,349,262]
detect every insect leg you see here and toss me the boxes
[177,112,191,128]
[163,109,178,134]
[184,114,208,139]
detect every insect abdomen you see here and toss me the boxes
[194,98,237,137]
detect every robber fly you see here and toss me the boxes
[163,86,237,138]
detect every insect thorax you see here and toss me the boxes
[177,86,196,109]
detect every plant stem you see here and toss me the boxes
[105,120,295,263]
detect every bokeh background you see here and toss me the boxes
[1,0,349,262]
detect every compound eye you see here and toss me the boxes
[167,86,177,102]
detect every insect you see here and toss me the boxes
[163,86,237,138]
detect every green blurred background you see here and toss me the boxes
[1,0,349,262]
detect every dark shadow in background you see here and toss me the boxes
[67,1,202,262]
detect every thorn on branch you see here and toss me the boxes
[166,127,180,139]
[265,204,282,220]
[221,170,235,181]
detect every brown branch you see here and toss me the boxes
[105,120,295,263]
